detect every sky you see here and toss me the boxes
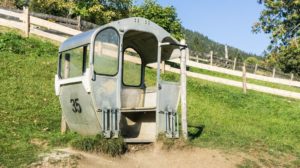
[135,0,270,56]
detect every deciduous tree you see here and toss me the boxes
[130,0,183,40]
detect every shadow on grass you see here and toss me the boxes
[187,124,205,140]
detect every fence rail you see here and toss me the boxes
[0,7,92,42]
[190,50,299,82]
[0,7,299,99]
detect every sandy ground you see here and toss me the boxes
[30,145,246,168]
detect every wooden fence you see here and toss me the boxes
[0,7,300,99]
[0,7,82,42]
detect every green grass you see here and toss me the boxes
[189,66,300,93]
[70,134,126,157]
[0,29,299,167]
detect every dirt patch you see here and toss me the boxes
[29,150,81,168]
[30,145,299,168]
[55,145,243,168]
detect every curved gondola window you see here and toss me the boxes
[60,45,89,79]
[94,28,119,75]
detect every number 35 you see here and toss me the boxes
[70,98,82,113]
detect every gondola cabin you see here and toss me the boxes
[55,17,187,143]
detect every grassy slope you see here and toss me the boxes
[0,29,299,167]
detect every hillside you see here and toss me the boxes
[183,28,261,61]
[0,28,299,168]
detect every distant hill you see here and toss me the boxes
[183,28,261,61]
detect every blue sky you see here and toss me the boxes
[135,0,270,56]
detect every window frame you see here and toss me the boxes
[93,27,120,77]
[122,47,143,87]
[58,44,90,79]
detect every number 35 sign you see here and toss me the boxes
[70,98,82,113]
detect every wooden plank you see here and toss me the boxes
[0,8,22,18]
[169,59,300,87]
[0,18,23,30]
[164,66,300,100]
[30,28,67,42]
[30,16,81,36]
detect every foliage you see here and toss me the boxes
[253,0,300,74]
[183,28,260,61]
[130,0,183,40]
[70,134,126,156]
[245,57,259,65]
[0,0,28,9]
[277,41,300,75]
[29,0,132,25]
[253,0,300,50]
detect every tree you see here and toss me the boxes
[253,0,300,50]
[1,0,132,25]
[130,0,183,40]
[277,42,300,75]
[0,0,29,9]
[253,0,300,74]
[245,57,259,65]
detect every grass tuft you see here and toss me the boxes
[157,134,189,150]
[70,134,127,157]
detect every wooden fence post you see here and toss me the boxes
[61,54,70,134]
[254,64,258,74]
[291,73,294,81]
[210,50,213,66]
[23,6,30,37]
[161,61,165,74]
[225,45,228,64]
[242,63,247,94]
[77,15,81,30]
[272,67,276,78]
[233,57,237,70]
[180,39,188,139]
[225,45,228,59]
